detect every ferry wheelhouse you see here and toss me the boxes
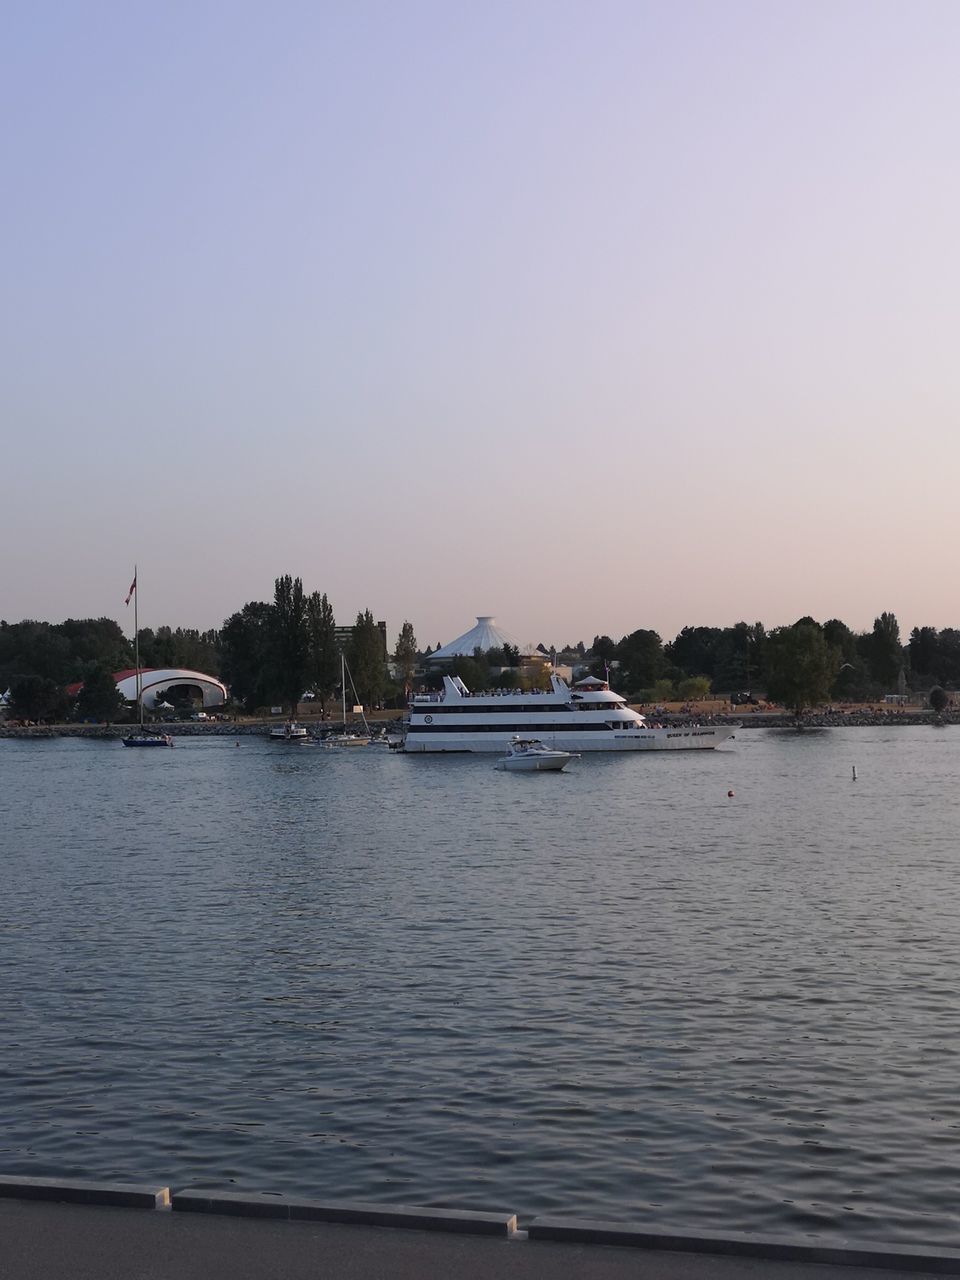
[402,674,736,753]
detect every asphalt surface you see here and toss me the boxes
[0,1200,951,1280]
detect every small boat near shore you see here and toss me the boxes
[496,737,579,772]
[270,721,310,742]
[122,731,174,748]
[322,655,371,747]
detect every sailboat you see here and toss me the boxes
[121,567,173,748]
[322,654,371,747]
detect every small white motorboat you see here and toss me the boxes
[270,721,310,742]
[496,737,579,772]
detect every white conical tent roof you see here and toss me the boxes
[428,616,519,661]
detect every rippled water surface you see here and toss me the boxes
[2,727,960,1244]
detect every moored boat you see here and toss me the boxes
[122,732,174,748]
[270,721,310,742]
[321,654,371,747]
[402,673,737,753]
[322,731,370,747]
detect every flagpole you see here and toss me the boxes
[133,564,141,728]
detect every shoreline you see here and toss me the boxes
[0,719,386,739]
[1,712,956,739]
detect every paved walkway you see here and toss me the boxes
[0,1200,950,1280]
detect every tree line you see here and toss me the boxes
[2,596,958,721]
[219,576,402,715]
[0,577,418,721]
[589,613,960,714]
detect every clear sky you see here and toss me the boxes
[3,0,959,650]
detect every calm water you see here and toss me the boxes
[2,727,959,1244]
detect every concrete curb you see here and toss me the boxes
[0,1176,170,1210]
[527,1217,960,1273]
[172,1191,517,1236]
[4,1177,959,1270]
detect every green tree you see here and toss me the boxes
[220,601,278,712]
[589,634,616,679]
[590,635,616,660]
[137,627,168,668]
[347,610,386,707]
[663,626,724,683]
[909,627,939,682]
[868,611,903,689]
[714,622,766,693]
[138,625,220,674]
[929,685,948,713]
[306,592,339,712]
[938,630,960,686]
[823,618,868,699]
[75,663,123,722]
[617,629,662,693]
[393,621,418,698]
[56,617,132,677]
[677,675,711,701]
[272,575,309,715]
[8,674,70,722]
[0,621,72,685]
[765,623,839,718]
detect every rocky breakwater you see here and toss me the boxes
[0,717,406,740]
[669,710,959,729]
[791,710,957,728]
[0,721,257,739]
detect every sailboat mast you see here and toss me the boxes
[341,652,346,727]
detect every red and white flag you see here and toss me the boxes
[125,573,137,606]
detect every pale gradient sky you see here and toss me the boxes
[3,0,959,650]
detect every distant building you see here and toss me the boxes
[518,644,551,671]
[333,622,387,657]
[426,616,519,665]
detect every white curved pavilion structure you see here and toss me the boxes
[111,667,227,710]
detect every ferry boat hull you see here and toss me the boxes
[403,725,735,753]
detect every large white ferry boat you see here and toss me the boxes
[402,674,736,753]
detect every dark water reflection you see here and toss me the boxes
[2,727,960,1244]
